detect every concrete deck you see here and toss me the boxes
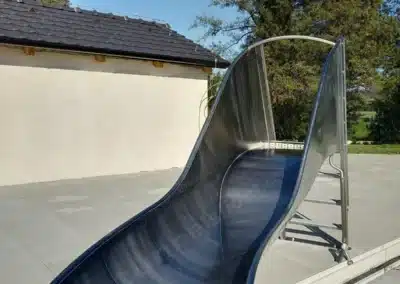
[256,154,400,283]
[0,154,399,283]
[372,268,400,283]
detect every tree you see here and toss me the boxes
[370,79,400,143]
[369,11,400,143]
[193,0,399,140]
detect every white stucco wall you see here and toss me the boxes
[0,45,210,186]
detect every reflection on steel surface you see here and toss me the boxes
[51,37,346,284]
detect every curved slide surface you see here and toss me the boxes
[51,37,346,284]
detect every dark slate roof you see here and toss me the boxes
[0,0,230,68]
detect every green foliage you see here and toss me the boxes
[369,21,400,143]
[352,117,371,141]
[347,93,367,140]
[207,72,224,110]
[193,0,400,141]
[272,92,314,140]
[370,80,400,143]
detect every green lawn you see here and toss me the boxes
[348,144,400,154]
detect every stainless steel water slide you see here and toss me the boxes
[51,36,348,284]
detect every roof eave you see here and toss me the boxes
[0,37,231,69]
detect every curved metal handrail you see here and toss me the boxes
[219,35,334,80]
[247,35,335,49]
[210,35,336,134]
[329,154,344,177]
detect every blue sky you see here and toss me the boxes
[70,0,240,47]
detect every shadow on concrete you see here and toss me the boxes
[281,213,343,262]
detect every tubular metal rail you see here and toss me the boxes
[283,152,352,264]
[265,141,351,263]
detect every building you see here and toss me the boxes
[0,0,230,186]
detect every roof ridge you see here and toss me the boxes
[15,0,218,55]
[1,0,230,68]
[12,0,173,29]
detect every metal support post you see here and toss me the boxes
[336,39,352,264]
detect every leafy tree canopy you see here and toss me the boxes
[369,14,400,143]
[194,0,400,140]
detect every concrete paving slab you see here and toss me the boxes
[256,154,400,283]
[0,155,399,284]
[372,268,400,283]
[0,168,181,283]
[294,237,400,284]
